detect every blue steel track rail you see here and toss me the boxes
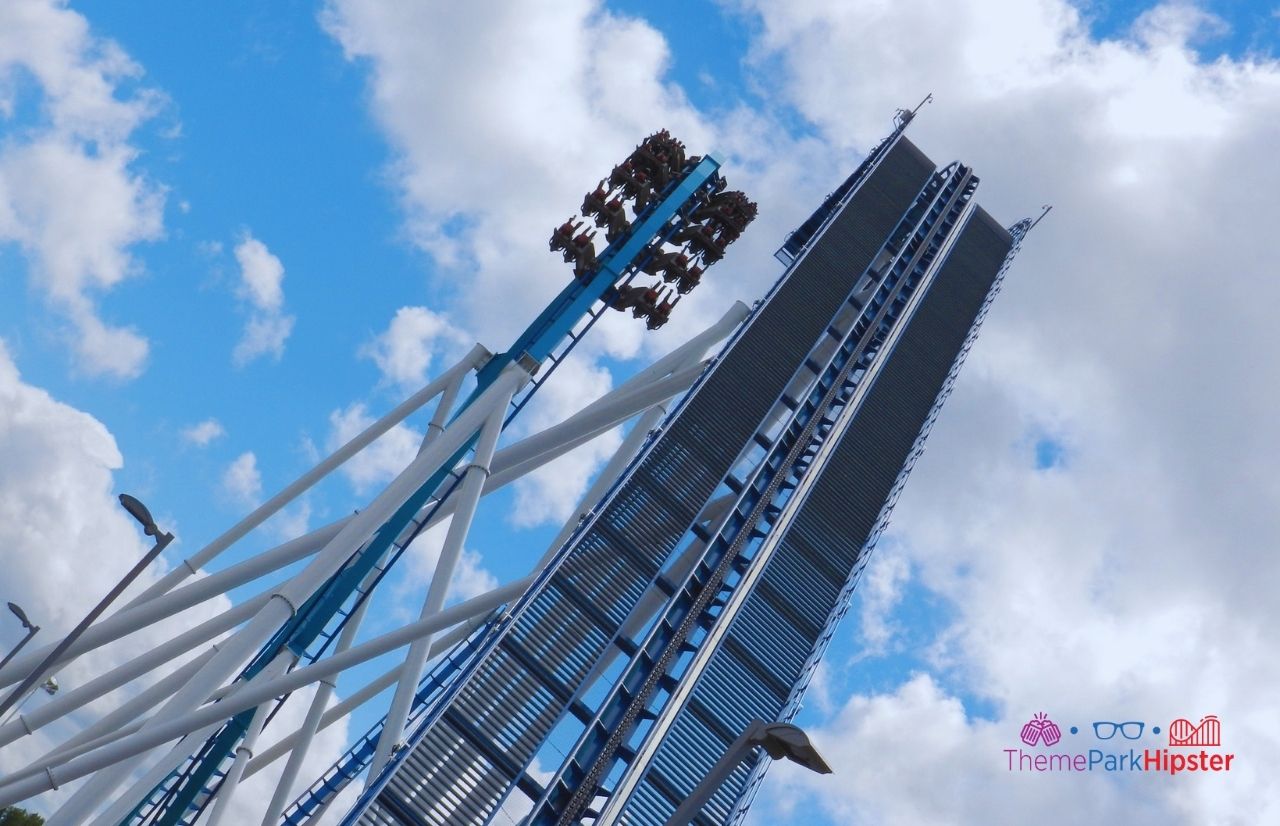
[599,163,979,825]
[127,155,723,826]
[279,626,493,824]
[726,214,1036,825]
[523,163,978,826]
[336,158,968,825]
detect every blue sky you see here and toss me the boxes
[2,1,1279,823]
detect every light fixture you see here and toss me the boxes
[7,602,34,631]
[666,719,831,825]
[119,493,160,538]
[0,494,174,721]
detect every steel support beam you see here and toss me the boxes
[0,577,531,808]
[367,386,513,781]
[123,348,488,611]
[36,365,529,823]
[259,567,379,826]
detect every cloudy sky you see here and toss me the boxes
[1,0,1278,823]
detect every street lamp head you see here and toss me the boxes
[119,493,160,538]
[753,722,833,775]
[7,601,34,631]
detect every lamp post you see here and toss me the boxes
[665,719,832,826]
[0,603,40,674]
[0,494,175,722]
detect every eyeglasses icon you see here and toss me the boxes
[1092,721,1144,740]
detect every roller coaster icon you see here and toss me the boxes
[1168,715,1221,747]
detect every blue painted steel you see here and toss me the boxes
[726,215,1033,824]
[280,626,492,824]
[511,156,719,366]
[327,129,1024,826]
[333,144,942,826]
[128,153,722,826]
[601,162,983,825]
[528,167,971,824]
[129,710,254,826]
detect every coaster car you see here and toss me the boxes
[605,284,657,313]
[674,263,705,295]
[583,182,631,242]
[693,191,758,234]
[549,219,583,255]
[674,222,727,263]
[641,248,702,293]
[568,230,599,279]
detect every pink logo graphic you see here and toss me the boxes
[1020,712,1062,747]
[1169,715,1220,747]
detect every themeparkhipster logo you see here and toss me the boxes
[1005,713,1235,776]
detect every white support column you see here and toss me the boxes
[73,721,226,826]
[125,348,487,610]
[3,723,142,792]
[419,368,466,454]
[8,312,731,692]
[58,646,267,826]
[0,518,346,690]
[259,566,379,826]
[367,380,512,783]
[242,600,505,781]
[40,365,529,825]
[3,673,261,796]
[3,604,503,796]
[461,361,707,510]
[624,301,748,389]
[204,698,271,826]
[32,648,215,765]
[0,577,532,808]
[4,308,748,818]
[0,590,274,749]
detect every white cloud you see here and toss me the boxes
[221,450,262,508]
[731,1,1280,823]
[231,234,295,365]
[855,544,910,655]
[320,3,1280,822]
[233,311,295,365]
[361,305,470,389]
[180,418,225,447]
[325,402,422,496]
[0,0,166,379]
[320,0,735,351]
[0,340,232,808]
[234,235,286,312]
